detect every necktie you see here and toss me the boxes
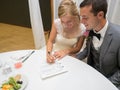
[89,30,101,40]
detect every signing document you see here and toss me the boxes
[40,60,68,79]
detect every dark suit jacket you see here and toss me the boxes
[76,22,120,87]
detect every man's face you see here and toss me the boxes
[80,5,100,30]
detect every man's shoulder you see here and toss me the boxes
[109,22,120,30]
[107,22,120,41]
[108,22,120,33]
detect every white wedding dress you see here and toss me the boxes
[52,19,86,51]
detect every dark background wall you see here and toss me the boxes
[39,0,52,31]
[0,0,52,30]
[0,0,31,27]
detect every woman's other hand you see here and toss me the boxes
[53,50,69,60]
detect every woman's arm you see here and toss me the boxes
[46,23,57,63]
[53,36,85,59]
[68,36,85,55]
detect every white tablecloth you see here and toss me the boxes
[0,47,118,90]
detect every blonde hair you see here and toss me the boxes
[58,0,79,18]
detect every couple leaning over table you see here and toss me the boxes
[46,0,120,89]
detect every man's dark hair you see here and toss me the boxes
[80,0,108,18]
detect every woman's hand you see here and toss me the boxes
[53,50,69,60]
[47,53,56,63]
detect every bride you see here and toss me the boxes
[46,0,86,63]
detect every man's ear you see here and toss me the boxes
[97,11,104,19]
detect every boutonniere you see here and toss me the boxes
[83,30,91,40]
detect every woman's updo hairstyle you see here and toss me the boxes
[58,0,79,18]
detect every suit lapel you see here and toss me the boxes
[99,25,113,60]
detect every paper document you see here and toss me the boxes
[40,61,68,79]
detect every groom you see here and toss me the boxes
[76,0,120,89]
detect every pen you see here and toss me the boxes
[22,50,35,63]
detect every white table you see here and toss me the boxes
[0,47,118,90]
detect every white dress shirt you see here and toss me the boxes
[93,20,108,50]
